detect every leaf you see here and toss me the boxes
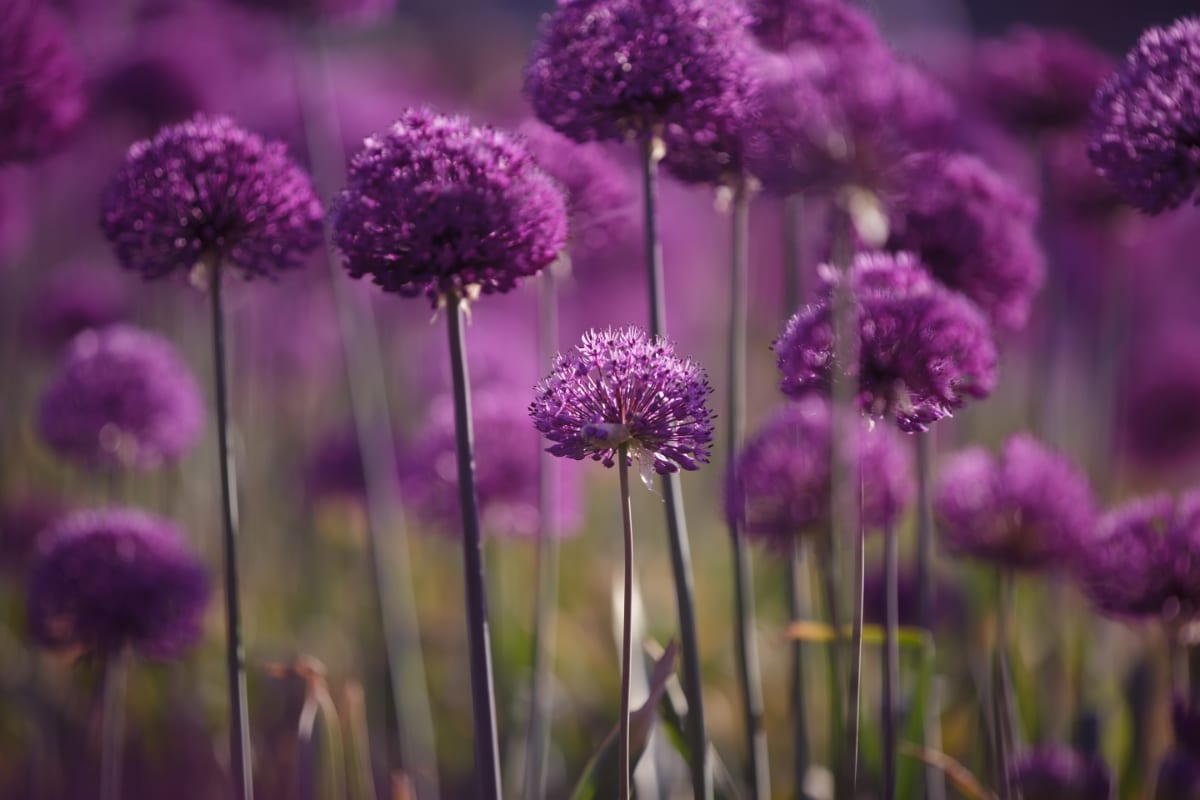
[898,742,998,800]
[785,621,932,650]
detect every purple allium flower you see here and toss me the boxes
[935,435,1096,571]
[886,151,1045,332]
[1156,750,1200,800]
[863,564,964,631]
[974,27,1114,136]
[1009,746,1113,800]
[1120,325,1200,469]
[94,56,205,133]
[524,0,755,143]
[303,429,369,501]
[773,252,997,432]
[101,114,324,281]
[749,0,883,52]
[37,325,204,471]
[25,508,211,659]
[723,396,913,548]
[1174,699,1200,755]
[530,326,714,474]
[27,263,132,349]
[0,495,63,575]
[1088,17,1200,214]
[0,0,85,163]
[332,109,568,306]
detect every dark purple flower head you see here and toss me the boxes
[26,508,211,659]
[1121,325,1200,469]
[1174,698,1200,755]
[974,27,1114,135]
[531,326,714,474]
[863,564,964,631]
[774,252,997,432]
[26,263,133,350]
[524,0,755,143]
[749,0,883,52]
[1009,746,1113,800]
[936,434,1096,571]
[303,429,368,501]
[1088,17,1200,214]
[37,325,204,471]
[94,56,205,133]
[886,151,1045,332]
[0,1,85,163]
[1156,749,1200,800]
[332,109,568,306]
[101,114,324,281]
[0,495,63,575]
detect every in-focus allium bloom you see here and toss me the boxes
[936,435,1096,571]
[101,114,324,281]
[332,109,568,306]
[524,0,755,143]
[974,27,1114,135]
[723,396,913,549]
[37,325,204,470]
[27,263,132,349]
[774,252,997,432]
[0,1,84,163]
[1088,17,1200,214]
[749,0,882,52]
[530,326,714,474]
[26,508,211,659]
[1009,746,1113,800]
[886,151,1045,332]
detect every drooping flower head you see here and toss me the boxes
[332,109,568,306]
[37,325,204,471]
[530,326,714,474]
[524,0,756,143]
[1088,17,1200,214]
[101,114,324,281]
[1009,746,1113,800]
[774,252,997,432]
[935,435,1096,571]
[749,0,883,52]
[26,508,211,659]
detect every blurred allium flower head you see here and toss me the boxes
[26,508,211,659]
[749,0,883,52]
[1121,324,1200,469]
[332,108,568,306]
[774,252,997,432]
[303,429,370,501]
[1088,17,1200,214]
[37,325,204,471]
[27,262,132,349]
[0,0,85,163]
[94,56,205,133]
[1173,698,1200,755]
[887,151,1045,332]
[524,0,756,143]
[863,564,964,631]
[724,396,913,549]
[101,113,324,281]
[974,27,1114,135]
[936,435,1096,571]
[1043,129,1128,223]
[1009,746,1113,800]
[0,495,62,575]
[530,326,714,474]
[1156,750,1200,799]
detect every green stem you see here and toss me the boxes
[788,539,813,800]
[617,443,635,800]
[882,523,899,800]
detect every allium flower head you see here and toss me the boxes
[37,325,204,471]
[0,495,62,575]
[863,564,964,631]
[749,0,883,52]
[524,0,756,143]
[1009,746,1113,800]
[332,109,568,306]
[1174,698,1200,755]
[936,435,1096,571]
[1156,750,1200,799]
[886,151,1045,332]
[26,508,211,659]
[101,114,324,281]
[27,263,132,350]
[530,326,714,474]
[774,252,997,432]
[1088,17,1200,214]
[1120,325,1200,469]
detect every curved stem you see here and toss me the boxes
[617,444,635,800]
[788,539,812,800]
[882,523,899,800]
[99,650,129,800]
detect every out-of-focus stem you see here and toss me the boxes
[617,443,635,800]
[994,570,1017,800]
[914,433,946,800]
[784,193,804,315]
[882,523,899,800]
[788,539,813,800]
[99,649,129,800]
[816,534,847,800]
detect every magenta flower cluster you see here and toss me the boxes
[1009,746,1113,800]
[748,0,882,53]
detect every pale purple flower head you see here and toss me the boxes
[524,0,756,143]
[774,252,997,432]
[332,109,568,306]
[26,508,211,659]
[886,151,1045,332]
[37,325,204,471]
[530,326,714,474]
[749,0,883,52]
[936,435,1096,571]
[1088,17,1200,214]
[101,114,324,281]
[1009,746,1113,800]
[27,263,133,349]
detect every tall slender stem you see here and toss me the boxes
[788,539,812,800]
[209,264,254,800]
[846,489,864,798]
[914,433,945,800]
[99,650,129,800]
[640,134,711,800]
[446,294,503,800]
[882,523,899,800]
[617,443,635,800]
[783,193,804,315]
[994,569,1016,800]
[816,534,847,799]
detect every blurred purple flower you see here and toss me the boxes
[1009,746,1113,800]
[26,508,211,659]
[0,495,63,575]
[94,56,205,133]
[1120,324,1200,469]
[26,262,132,349]
[226,0,394,25]
[749,0,882,52]
[303,429,368,501]
[862,563,964,631]
[1156,750,1200,799]
[1174,699,1200,755]
[1042,129,1128,224]
[233,275,342,384]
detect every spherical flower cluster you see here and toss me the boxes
[530,326,714,474]
[524,0,755,143]
[26,508,211,659]
[27,264,132,350]
[1088,17,1200,214]
[723,397,913,549]
[935,435,1096,571]
[0,1,84,164]
[1009,746,1113,800]
[37,325,204,471]
[886,151,1045,332]
[332,109,568,306]
[774,252,997,432]
[102,114,324,281]
[749,0,883,53]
